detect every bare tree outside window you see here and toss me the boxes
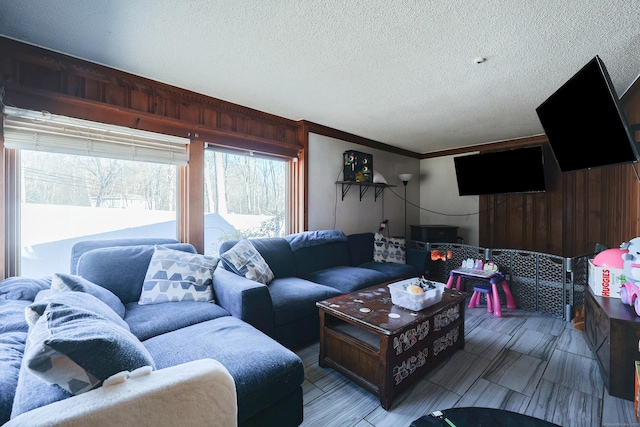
[204,149,287,256]
[20,151,177,277]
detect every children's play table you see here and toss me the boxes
[445,268,516,317]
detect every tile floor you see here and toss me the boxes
[295,303,637,427]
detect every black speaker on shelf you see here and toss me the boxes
[343,150,373,182]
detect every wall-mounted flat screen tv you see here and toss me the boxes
[536,55,639,172]
[454,146,546,196]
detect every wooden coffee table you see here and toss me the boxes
[317,283,466,409]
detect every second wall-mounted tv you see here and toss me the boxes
[454,146,546,196]
[536,55,639,172]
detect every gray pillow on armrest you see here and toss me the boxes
[23,292,155,395]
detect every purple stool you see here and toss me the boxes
[468,285,493,313]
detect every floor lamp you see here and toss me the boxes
[398,174,412,238]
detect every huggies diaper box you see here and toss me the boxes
[588,259,625,298]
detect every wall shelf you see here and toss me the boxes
[335,181,396,201]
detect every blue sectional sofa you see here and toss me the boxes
[215,230,428,348]
[0,238,304,427]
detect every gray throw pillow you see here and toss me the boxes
[51,273,126,318]
[24,292,155,395]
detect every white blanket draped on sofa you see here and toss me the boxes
[6,359,237,427]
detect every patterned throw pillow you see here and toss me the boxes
[373,232,406,264]
[138,246,219,305]
[24,293,155,395]
[220,239,275,285]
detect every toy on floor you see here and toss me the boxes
[571,307,584,332]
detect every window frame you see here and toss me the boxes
[1,116,304,277]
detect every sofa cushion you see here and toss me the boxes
[76,243,197,304]
[359,260,423,281]
[285,229,347,251]
[51,273,125,318]
[373,233,406,264]
[0,276,51,301]
[267,277,342,326]
[139,246,218,305]
[292,241,351,277]
[69,238,180,275]
[303,266,389,294]
[0,299,30,425]
[220,240,275,285]
[142,315,304,424]
[124,301,230,341]
[23,293,155,395]
[347,232,375,267]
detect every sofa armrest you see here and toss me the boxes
[5,359,237,427]
[213,267,274,337]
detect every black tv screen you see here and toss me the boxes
[536,55,639,172]
[454,146,546,196]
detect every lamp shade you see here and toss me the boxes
[398,173,413,183]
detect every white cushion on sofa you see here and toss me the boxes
[5,359,236,427]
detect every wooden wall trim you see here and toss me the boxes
[0,37,296,127]
[0,118,5,279]
[0,37,302,159]
[420,134,549,158]
[297,121,310,232]
[304,120,422,158]
[4,83,302,158]
[178,140,205,253]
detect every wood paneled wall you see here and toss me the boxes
[476,89,640,258]
[0,38,302,158]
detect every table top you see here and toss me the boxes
[450,268,501,279]
[317,283,465,335]
[410,407,560,427]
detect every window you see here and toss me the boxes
[3,107,188,277]
[203,149,287,256]
[20,151,177,277]
[2,107,300,276]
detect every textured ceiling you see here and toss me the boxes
[2,0,640,154]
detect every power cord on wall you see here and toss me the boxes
[330,159,521,232]
[331,166,342,230]
[386,185,519,218]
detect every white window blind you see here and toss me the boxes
[2,106,190,165]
